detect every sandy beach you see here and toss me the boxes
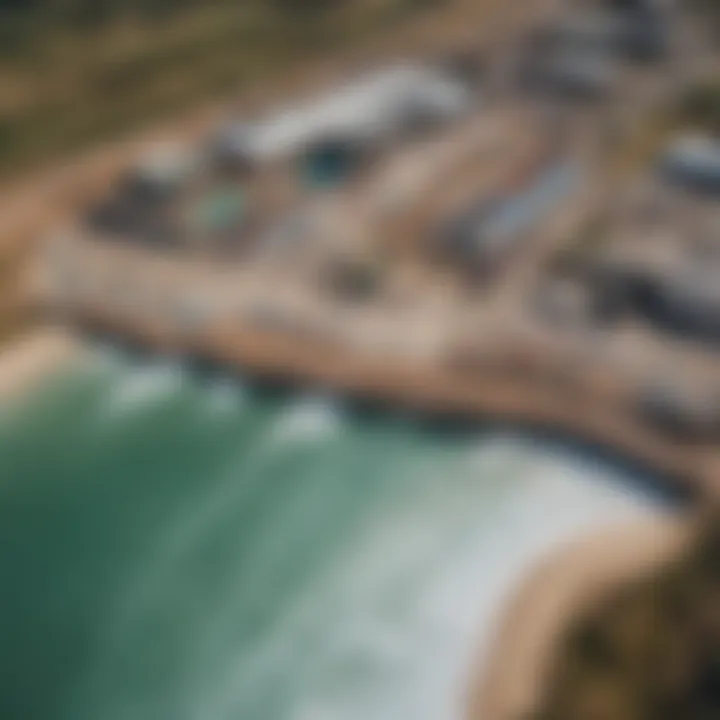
[469,515,691,720]
[0,327,82,403]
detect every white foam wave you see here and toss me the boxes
[86,340,135,370]
[73,415,668,720]
[201,378,248,417]
[268,396,344,447]
[101,361,188,418]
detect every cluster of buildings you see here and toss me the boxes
[515,0,674,99]
[78,0,675,264]
[535,132,720,443]
[37,0,720,450]
[435,151,583,278]
[570,135,720,346]
[83,61,478,257]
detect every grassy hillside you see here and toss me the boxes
[0,0,440,177]
[536,517,720,720]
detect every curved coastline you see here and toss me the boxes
[1,324,698,720]
[69,312,714,503]
[5,321,702,509]
[0,327,82,403]
[468,515,692,720]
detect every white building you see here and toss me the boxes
[661,135,720,191]
[215,63,474,165]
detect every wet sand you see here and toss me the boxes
[0,327,81,402]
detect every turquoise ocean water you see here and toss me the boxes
[0,349,669,720]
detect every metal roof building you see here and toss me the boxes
[438,159,582,268]
[651,268,720,342]
[661,135,720,193]
[215,64,473,165]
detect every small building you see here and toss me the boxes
[434,48,486,88]
[620,10,671,61]
[636,381,720,442]
[85,143,198,247]
[85,197,182,249]
[205,123,256,176]
[525,47,618,99]
[517,14,621,100]
[592,238,720,344]
[216,64,473,170]
[540,6,670,60]
[660,135,720,195]
[520,5,669,98]
[540,12,628,54]
[123,144,199,201]
[437,159,582,273]
[648,269,720,344]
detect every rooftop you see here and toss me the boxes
[225,63,474,163]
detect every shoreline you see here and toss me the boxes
[0,321,706,510]
[9,317,696,510]
[71,323,696,508]
[469,515,692,720]
[0,327,82,403]
[0,327,697,720]
[3,319,692,514]
[67,310,714,500]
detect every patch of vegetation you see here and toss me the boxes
[692,0,720,39]
[677,79,720,133]
[0,0,445,177]
[536,517,720,720]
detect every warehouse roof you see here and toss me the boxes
[661,135,720,183]
[236,63,472,162]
